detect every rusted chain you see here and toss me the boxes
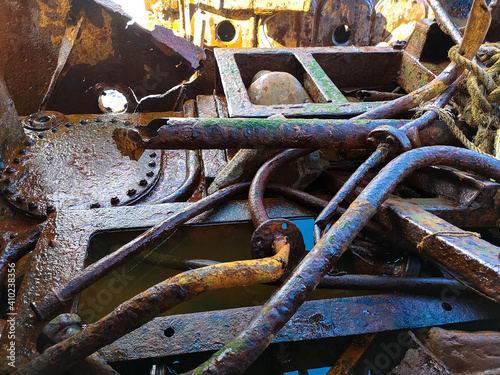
[191,146,500,375]
[31,182,251,321]
[248,148,313,228]
[14,238,290,375]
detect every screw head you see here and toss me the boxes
[110,118,117,123]
[24,140,35,147]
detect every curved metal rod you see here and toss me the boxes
[248,149,314,228]
[192,146,500,374]
[313,145,389,243]
[426,0,463,45]
[31,182,251,321]
[14,239,290,375]
[157,150,202,203]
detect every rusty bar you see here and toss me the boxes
[155,150,202,203]
[0,225,42,285]
[113,118,411,157]
[378,197,500,300]
[318,274,474,293]
[313,146,388,243]
[192,146,500,374]
[31,182,250,321]
[248,149,313,227]
[326,334,376,375]
[14,239,290,375]
[356,90,404,102]
[426,0,463,45]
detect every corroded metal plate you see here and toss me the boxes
[0,115,161,218]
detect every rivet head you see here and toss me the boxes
[123,120,130,126]
[80,119,87,124]
[47,205,56,214]
[110,118,117,123]
[110,197,120,205]
[16,196,26,204]
[19,148,30,155]
[135,124,141,129]
[38,133,46,139]
[5,167,17,174]
[24,140,34,147]
[51,127,58,132]
[127,189,136,196]
[13,158,22,164]
[28,202,38,211]
[139,179,148,186]
[146,171,154,177]
[90,202,100,208]
[65,122,73,127]
[148,161,156,167]
[149,152,157,158]
[95,117,102,123]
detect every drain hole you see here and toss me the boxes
[333,24,351,46]
[216,20,236,42]
[164,327,175,337]
[98,89,128,114]
[441,302,452,311]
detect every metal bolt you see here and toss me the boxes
[95,117,102,123]
[90,202,100,209]
[124,120,130,126]
[16,196,26,204]
[139,179,148,186]
[110,197,120,205]
[149,152,157,158]
[19,148,30,155]
[146,171,154,177]
[38,133,46,139]
[135,124,141,129]
[47,205,56,214]
[28,202,38,211]
[111,118,117,123]
[80,119,87,124]
[127,189,136,196]
[13,158,22,164]
[52,127,58,132]
[148,161,156,167]
[65,122,73,127]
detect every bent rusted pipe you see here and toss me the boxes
[248,149,313,228]
[31,182,250,321]
[13,238,290,375]
[191,146,500,374]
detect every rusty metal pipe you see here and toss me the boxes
[426,0,463,45]
[248,149,313,227]
[192,146,500,374]
[31,182,250,321]
[318,274,474,293]
[154,149,202,203]
[14,238,290,375]
[313,146,388,243]
[356,90,405,102]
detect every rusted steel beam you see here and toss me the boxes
[14,239,290,375]
[31,182,251,321]
[113,118,412,158]
[377,197,500,300]
[99,294,500,361]
[192,146,500,375]
[248,149,313,227]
